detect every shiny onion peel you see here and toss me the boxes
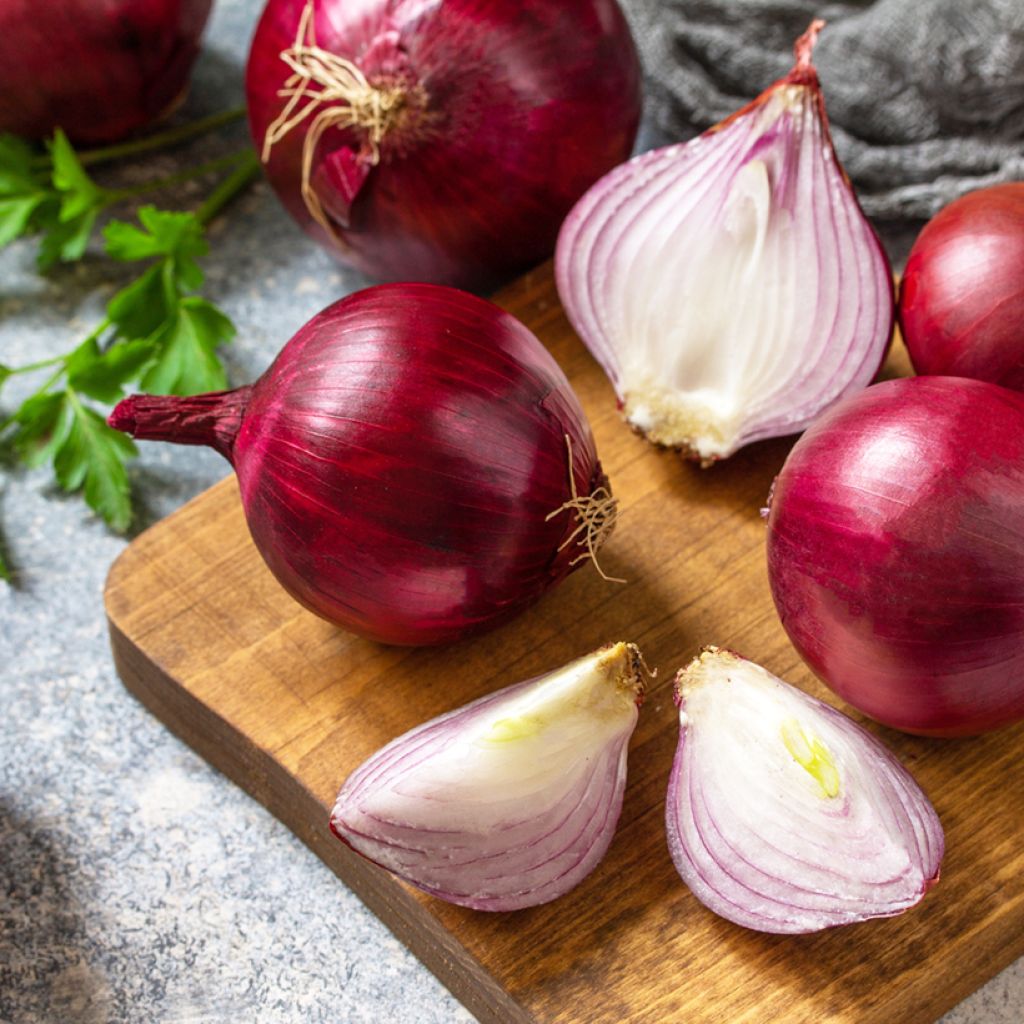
[556,20,893,463]
[109,283,617,646]
[0,0,213,144]
[666,648,943,934]
[900,183,1024,390]
[767,376,1024,736]
[331,642,645,911]
[245,0,641,291]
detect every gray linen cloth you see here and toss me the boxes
[621,0,1024,222]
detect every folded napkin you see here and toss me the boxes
[622,0,1024,221]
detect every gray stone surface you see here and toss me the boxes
[0,1,1019,1022]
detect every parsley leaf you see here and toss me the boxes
[3,385,137,530]
[0,134,50,249]
[65,338,157,405]
[8,391,75,468]
[0,195,46,247]
[54,392,136,531]
[32,130,112,269]
[107,263,169,340]
[141,297,233,395]
[104,205,208,289]
[103,207,233,394]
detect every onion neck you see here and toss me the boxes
[108,386,253,462]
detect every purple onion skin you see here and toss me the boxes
[110,284,608,647]
[900,184,1024,391]
[0,0,212,144]
[767,376,1024,737]
[245,0,641,291]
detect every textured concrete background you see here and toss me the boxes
[1,1,1021,1021]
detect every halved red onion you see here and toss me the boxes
[330,643,645,911]
[666,648,943,934]
[555,21,894,463]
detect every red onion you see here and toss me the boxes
[245,0,641,291]
[0,0,213,144]
[899,183,1024,390]
[766,375,1024,736]
[556,20,893,463]
[331,642,645,910]
[667,648,943,934]
[108,283,617,646]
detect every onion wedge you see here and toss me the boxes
[666,648,943,933]
[331,643,645,910]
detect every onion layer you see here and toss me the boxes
[666,648,943,934]
[246,0,641,291]
[0,0,212,144]
[109,284,616,646]
[331,642,645,911]
[556,21,893,462]
[767,376,1024,736]
[900,183,1024,390]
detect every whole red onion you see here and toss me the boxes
[245,0,641,290]
[0,0,213,144]
[899,183,1024,390]
[766,376,1024,737]
[109,284,616,646]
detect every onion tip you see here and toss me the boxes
[107,398,137,436]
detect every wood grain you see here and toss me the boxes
[105,264,1024,1024]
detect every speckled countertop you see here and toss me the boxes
[1,2,1021,1022]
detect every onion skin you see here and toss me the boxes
[331,642,645,911]
[667,648,943,934]
[899,183,1024,391]
[766,376,1024,736]
[110,284,613,646]
[245,0,641,291]
[0,0,212,144]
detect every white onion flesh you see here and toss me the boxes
[330,643,645,911]
[666,648,943,934]
[555,24,893,462]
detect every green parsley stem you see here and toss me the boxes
[195,150,263,227]
[2,316,112,398]
[31,107,247,170]
[108,151,255,203]
[5,355,64,376]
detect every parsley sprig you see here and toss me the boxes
[0,142,261,540]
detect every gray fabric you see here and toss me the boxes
[621,0,1024,221]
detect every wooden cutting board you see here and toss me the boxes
[104,265,1024,1024]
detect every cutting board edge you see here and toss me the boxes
[103,605,534,1024]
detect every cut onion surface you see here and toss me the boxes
[331,642,645,911]
[556,20,893,463]
[666,648,943,934]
